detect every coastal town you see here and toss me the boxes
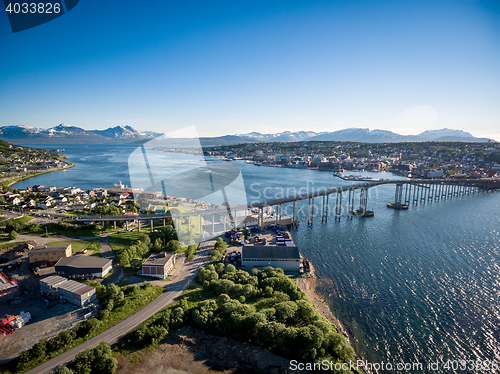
[200,140,500,179]
[0,141,324,374]
[0,138,499,374]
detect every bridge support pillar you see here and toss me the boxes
[138,220,141,231]
[322,195,329,223]
[348,188,354,219]
[395,183,403,205]
[163,218,166,227]
[321,196,325,223]
[421,184,427,204]
[312,197,315,224]
[126,221,128,230]
[354,187,368,215]
[114,221,116,230]
[307,198,312,226]
[335,191,342,221]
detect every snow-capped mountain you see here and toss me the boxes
[237,131,319,142]
[0,124,157,143]
[0,124,493,144]
[308,128,404,142]
[415,128,476,141]
[91,125,149,139]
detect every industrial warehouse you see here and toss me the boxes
[55,256,112,279]
[39,275,96,307]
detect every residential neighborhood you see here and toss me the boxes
[201,140,500,179]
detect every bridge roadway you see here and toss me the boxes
[44,178,499,223]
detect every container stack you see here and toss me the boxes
[9,311,31,329]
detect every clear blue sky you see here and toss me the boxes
[1,0,499,140]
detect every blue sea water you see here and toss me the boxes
[13,143,500,373]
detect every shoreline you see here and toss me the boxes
[7,162,75,188]
[296,275,371,374]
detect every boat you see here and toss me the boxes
[254,163,262,166]
[352,209,375,217]
[387,202,409,210]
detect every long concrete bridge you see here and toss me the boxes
[46,177,500,232]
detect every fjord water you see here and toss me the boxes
[15,144,500,372]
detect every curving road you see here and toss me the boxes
[24,245,210,374]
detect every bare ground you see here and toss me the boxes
[115,326,304,374]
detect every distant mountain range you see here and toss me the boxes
[0,124,163,144]
[0,124,494,145]
[198,128,495,145]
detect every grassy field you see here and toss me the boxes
[31,223,119,238]
[47,240,102,254]
[0,235,12,243]
[0,215,34,227]
[0,241,29,251]
[108,230,143,252]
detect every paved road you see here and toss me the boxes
[24,245,209,374]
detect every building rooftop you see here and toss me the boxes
[143,252,174,267]
[30,244,70,254]
[55,255,111,269]
[57,279,94,296]
[39,275,68,287]
[242,245,300,260]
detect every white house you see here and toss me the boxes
[55,195,68,205]
[7,196,21,206]
[37,196,54,209]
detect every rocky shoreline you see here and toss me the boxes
[296,275,371,374]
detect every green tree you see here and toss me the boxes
[225,263,236,273]
[153,238,163,252]
[166,240,181,253]
[51,367,74,374]
[217,293,231,306]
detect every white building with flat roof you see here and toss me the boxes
[241,246,301,271]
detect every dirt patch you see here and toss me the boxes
[115,326,303,374]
